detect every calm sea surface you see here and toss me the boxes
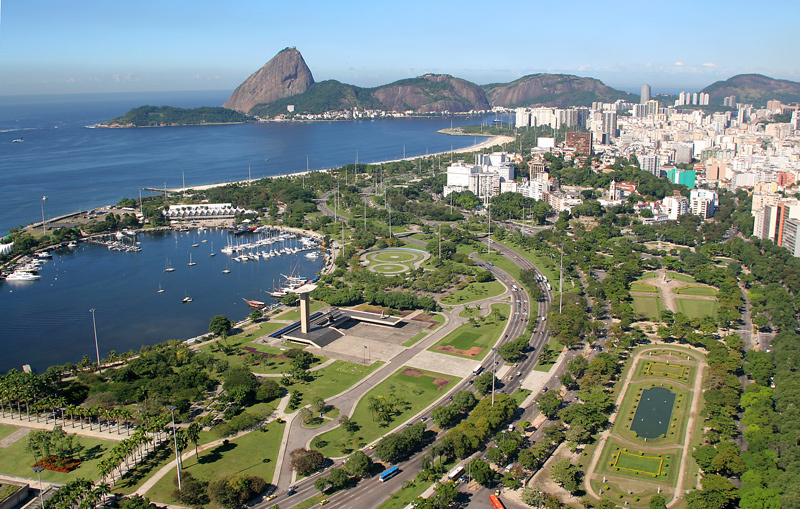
[0,90,504,372]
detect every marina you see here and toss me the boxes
[0,227,325,373]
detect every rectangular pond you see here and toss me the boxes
[631,387,675,439]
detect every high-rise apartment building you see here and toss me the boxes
[602,111,618,138]
[641,85,651,104]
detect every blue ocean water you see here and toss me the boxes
[0,91,505,372]
[0,91,501,234]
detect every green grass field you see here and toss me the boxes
[311,367,458,457]
[145,420,285,507]
[0,424,19,441]
[198,336,327,375]
[646,362,687,378]
[494,239,560,282]
[441,280,505,305]
[614,450,664,476]
[402,331,429,347]
[631,295,663,320]
[675,298,718,318]
[675,286,717,296]
[459,307,482,318]
[284,360,383,409]
[630,282,658,293]
[373,251,418,263]
[0,432,113,484]
[430,303,510,359]
[641,271,696,283]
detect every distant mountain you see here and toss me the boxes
[701,74,800,106]
[372,74,490,113]
[249,80,384,118]
[483,74,638,108]
[223,47,315,114]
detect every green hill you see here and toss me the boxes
[701,74,800,106]
[249,80,385,117]
[102,106,252,127]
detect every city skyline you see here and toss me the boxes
[1,0,799,96]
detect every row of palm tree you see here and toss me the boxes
[47,478,110,509]
[98,416,170,484]
[0,369,61,421]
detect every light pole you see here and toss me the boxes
[33,466,45,509]
[40,196,47,237]
[89,309,101,373]
[168,405,182,490]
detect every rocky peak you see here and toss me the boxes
[223,47,314,114]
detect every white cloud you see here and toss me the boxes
[65,77,75,83]
[702,62,716,67]
[674,61,684,66]
[111,73,138,82]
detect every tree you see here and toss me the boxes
[521,484,548,508]
[282,293,300,306]
[289,448,325,476]
[650,494,667,509]
[209,315,233,338]
[344,450,373,478]
[314,477,329,493]
[535,391,562,418]
[550,459,581,493]
[473,372,497,396]
[186,422,202,459]
[207,474,266,509]
[249,309,263,322]
[469,459,496,486]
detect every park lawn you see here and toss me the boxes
[597,439,678,486]
[198,337,326,375]
[285,361,383,409]
[630,282,658,293]
[641,271,695,283]
[115,441,176,495]
[631,295,664,320]
[145,420,285,507]
[676,286,717,296]
[645,362,688,378]
[429,303,510,360]
[311,367,459,458]
[675,298,718,318]
[0,434,113,484]
[615,450,664,475]
[428,314,445,329]
[440,280,505,305]
[245,321,286,339]
[534,339,563,372]
[273,300,327,322]
[511,389,532,406]
[0,424,19,441]
[459,307,482,318]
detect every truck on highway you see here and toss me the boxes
[473,364,484,376]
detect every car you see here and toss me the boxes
[319,500,330,506]
[368,443,376,450]
[541,387,549,393]
[420,416,428,422]
[287,486,298,495]
[266,495,277,501]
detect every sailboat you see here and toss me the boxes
[164,259,175,272]
[209,242,216,257]
[187,253,196,266]
[157,284,165,293]
[182,291,193,303]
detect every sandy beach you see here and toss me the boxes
[166,133,515,193]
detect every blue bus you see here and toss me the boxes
[379,466,400,482]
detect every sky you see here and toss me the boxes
[1,0,798,97]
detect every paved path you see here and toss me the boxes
[0,427,30,448]
[0,414,133,442]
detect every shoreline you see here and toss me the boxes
[166,133,515,193]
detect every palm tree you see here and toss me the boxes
[186,422,202,459]
[65,404,78,428]
[175,429,188,469]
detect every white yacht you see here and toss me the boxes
[6,271,41,281]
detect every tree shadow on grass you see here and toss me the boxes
[82,445,104,461]
[197,440,238,465]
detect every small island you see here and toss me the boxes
[101,105,253,127]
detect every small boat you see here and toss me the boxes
[192,242,200,248]
[157,284,165,294]
[222,268,231,274]
[67,241,78,248]
[201,239,208,243]
[187,253,196,266]
[243,298,267,309]
[209,242,216,257]
[305,251,319,259]
[182,292,193,303]
[36,251,52,259]
[164,259,175,272]
[12,138,23,143]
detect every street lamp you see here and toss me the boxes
[89,309,101,373]
[168,405,182,490]
[32,466,45,509]
[40,196,47,237]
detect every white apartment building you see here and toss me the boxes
[662,195,689,220]
[690,189,718,219]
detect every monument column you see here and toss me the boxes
[300,292,311,333]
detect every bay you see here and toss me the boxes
[0,90,503,235]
